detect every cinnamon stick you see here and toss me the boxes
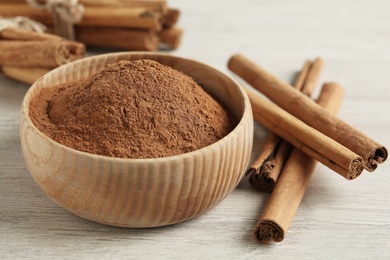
[249,138,292,192]
[247,133,283,190]
[254,82,345,243]
[244,86,363,179]
[0,66,49,84]
[248,58,323,191]
[228,54,387,171]
[293,60,312,91]
[0,28,85,83]
[162,8,180,28]
[74,26,159,51]
[0,40,85,67]
[301,58,324,96]
[159,27,183,50]
[0,4,161,31]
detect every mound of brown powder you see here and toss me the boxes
[29,59,237,158]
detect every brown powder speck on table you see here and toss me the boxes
[29,59,237,158]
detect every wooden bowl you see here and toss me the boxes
[20,52,253,227]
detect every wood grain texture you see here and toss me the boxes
[1,0,390,258]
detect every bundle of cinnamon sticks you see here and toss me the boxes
[227,54,387,244]
[0,0,182,51]
[0,27,85,84]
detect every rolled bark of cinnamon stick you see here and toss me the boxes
[1,66,49,84]
[0,4,161,31]
[0,40,85,67]
[250,140,292,191]
[254,82,345,243]
[74,26,159,51]
[162,8,180,28]
[247,133,282,190]
[159,27,183,50]
[248,58,323,191]
[245,86,363,180]
[228,54,387,171]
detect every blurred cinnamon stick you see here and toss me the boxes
[159,27,183,50]
[0,4,161,30]
[228,54,387,171]
[74,26,159,51]
[254,82,345,243]
[0,40,84,67]
[162,8,180,28]
[0,1,182,51]
[0,27,84,83]
[7,0,169,12]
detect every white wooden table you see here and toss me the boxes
[1,0,390,259]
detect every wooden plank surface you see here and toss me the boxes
[1,0,390,259]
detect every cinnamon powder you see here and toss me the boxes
[29,59,237,158]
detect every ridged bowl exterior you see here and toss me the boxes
[20,52,253,227]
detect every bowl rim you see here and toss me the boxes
[21,51,252,163]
